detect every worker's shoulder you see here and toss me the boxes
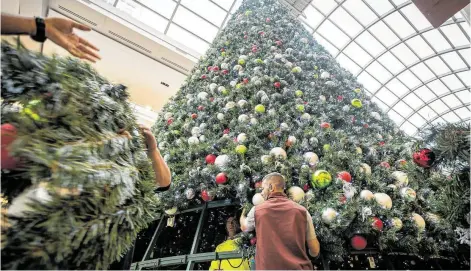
[292,201,308,211]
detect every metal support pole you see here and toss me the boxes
[186,203,208,270]
[142,216,166,262]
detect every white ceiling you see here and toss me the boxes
[96,0,470,136]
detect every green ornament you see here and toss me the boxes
[292,67,302,73]
[296,104,305,112]
[236,83,242,89]
[313,74,318,79]
[295,90,303,97]
[255,58,263,64]
[255,104,265,113]
[172,130,181,135]
[314,66,318,70]
[245,10,252,16]
[351,99,362,108]
[238,59,246,65]
[311,170,332,188]
[323,144,331,152]
[354,88,361,94]
[221,52,227,57]
[27,99,41,107]
[225,41,230,46]
[222,88,229,95]
[236,145,247,154]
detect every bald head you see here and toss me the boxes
[262,173,286,192]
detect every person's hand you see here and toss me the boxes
[44,18,100,62]
[139,125,158,152]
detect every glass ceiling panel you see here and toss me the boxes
[98,0,469,136]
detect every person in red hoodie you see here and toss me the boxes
[240,173,320,270]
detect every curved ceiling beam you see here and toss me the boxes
[413,104,471,136]
[387,68,470,110]
[309,0,347,33]
[398,87,470,127]
[334,1,412,59]
[370,46,469,96]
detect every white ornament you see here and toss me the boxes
[288,186,305,202]
[239,55,248,60]
[320,71,330,79]
[238,114,249,123]
[322,208,338,224]
[233,64,242,71]
[261,155,271,164]
[252,193,265,206]
[280,122,289,131]
[164,112,173,119]
[199,135,206,142]
[238,99,248,108]
[303,152,319,165]
[188,137,199,145]
[300,37,308,44]
[360,190,374,201]
[218,86,227,93]
[359,163,372,175]
[343,182,357,199]
[309,137,319,146]
[185,188,195,199]
[374,193,392,209]
[250,118,258,125]
[191,127,201,136]
[217,113,225,120]
[165,207,178,215]
[268,109,276,116]
[221,63,229,69]
[371,111,381,120]
[400,187,416,202]
[225,101,236,109]
[270,147,287,160]
[342,105,350,112]
[361,207,373,222]
[305,190,315,201]
[391,171,409,187]
[301,113,311,121]
[319,95,326,102]
[237,133,247,143]
[230,80,237,87]
[215,155,230,168]
[287,136,297,145]
[209,83,218,92]
[411,213,426,232]
[7,183,52,217]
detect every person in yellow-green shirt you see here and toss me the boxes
[209,217,251,271]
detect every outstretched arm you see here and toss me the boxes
[139,125,171,188]
[1,13,100,62]
[306,212,320,257]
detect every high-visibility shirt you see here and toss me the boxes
[209,239,250,271]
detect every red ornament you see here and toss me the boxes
[244,35,248,39]
[209,97,215,102]
[243,78,249,84]
[201,74,207,79]
[274,82,281,88]
[303,184,310,192]
[337,171,352,182]
[320,122,331,129]
[167,118,174,125]
[379,141,385,146]
[397,159,407,166]
[351,235,367,250]
[201,190,213,202]
[252,47,257,53]
[197,105,204,111]
[351,117,356,123]
[1,123,19,169]
[266,18,270,22]
[222,69,229,75]
[255,182,262,189]
[205,154,217,165]
[191,113,198,119]
[216,172,228,184]
[363,123,369,128]
[221,48,225,52]
[380,161,390,168]
[371,217,383,231]
[275,40,282,46]
[304,101,308,104]
[250,237,257,246]
[413,148,435,168]
[339,195,347,204]
[212,66,219,71]
[258,31,265,36]
[207,66,213,71]
[223,128,230,134]
[337,95,344,101]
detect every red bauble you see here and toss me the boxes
[363,123,369,128]
[251,47,257,53]
[222,69,229,75]
[337,171,352,182]
[413,148,435,168]
[201,74,207,79]
[250,237,257,246]
[266,18,270,22]
[258,31,265,36]
[398,159,407,166]
[221,48,225,52]
[223,128,230,134]
[197,106,204,111]
[191,113,198,119]
[371,217,383,231]
[379,141,385,146]
[255,182,262,189]
[303,183,310,192]
[339,195,347,204]
[216,173,228,184]
[244,35,248,39]
[380,161,390,168]
[207,66,213,71]
[209,97,215,102]
[351,235,367,250]
[212,66,220,71]
[167,118,174,125]
[243,78,249,84]
[275,40,282,46]
[1,123,19,169]
[337,95,344,101]
[201,190,213,202]
[320,122,331,129]
[273,82,281,88]
[205,154,217,165]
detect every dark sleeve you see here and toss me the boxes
[154,184,170,193]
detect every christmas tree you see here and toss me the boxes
[152,0,468,263]
[1,44,159,269]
